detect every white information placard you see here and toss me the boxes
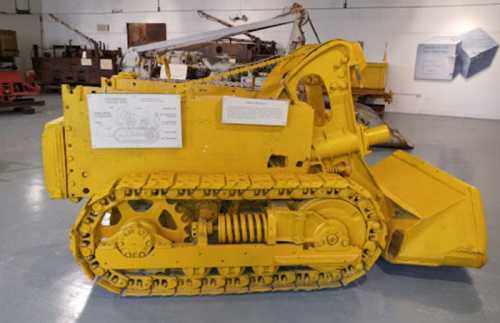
[170,64,188,80]
[160,63,188,80]
[222,96,289,126]
[81,58,92,66]
[87,94,182,149]
[99,58,113,70]
[415,37,461,81]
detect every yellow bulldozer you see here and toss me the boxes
[42,39,486,296]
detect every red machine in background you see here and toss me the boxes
[0,30,44,114]
[0,70,44,113]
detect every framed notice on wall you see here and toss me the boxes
[126,23,166,48]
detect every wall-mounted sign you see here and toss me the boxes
[415,37,460,81]
[415,28,499,81]
[97,24,110,32]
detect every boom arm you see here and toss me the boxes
[122,5,307,72]
[128,12,305,55]
[48,13,101,54]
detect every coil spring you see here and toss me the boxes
[218,212,268,243]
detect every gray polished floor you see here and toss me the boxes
[0,94,498,323]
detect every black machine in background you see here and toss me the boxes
[32,43,122,87]
[32,14,123,88]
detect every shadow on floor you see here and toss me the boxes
[377,258,473,284]
[371,259,483,314]
[72,259,483,323]
[75,279,365,323]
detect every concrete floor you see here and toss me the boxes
[0,94,499,323]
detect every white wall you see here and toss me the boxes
[0,0,42,70]
[323,1,500,120]
[39,0,500,120]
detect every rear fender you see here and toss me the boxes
[42,117,68,199]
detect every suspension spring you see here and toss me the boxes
[217,212,268,243]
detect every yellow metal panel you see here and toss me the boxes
[371,150,487,268]
[351,62,387,91]
[62,88,314,199]
[41,117,67,199]
[96,243,361,269]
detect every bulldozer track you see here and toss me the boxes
[71,172,387,296]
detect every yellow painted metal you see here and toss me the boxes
[42,39,487,296]
[351,62,387,91]
[351,49,392,103]
[41,117,67,199]
[371,150,487,268]
[72,172,386,295]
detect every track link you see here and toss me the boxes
[70,172,387,296]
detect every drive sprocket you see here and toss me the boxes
[98,199,190,243]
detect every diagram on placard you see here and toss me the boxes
[87,94,183,149]
[113,109,161,144]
